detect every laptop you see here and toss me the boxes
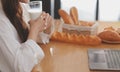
[88,49,120,71]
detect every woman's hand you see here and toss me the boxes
[43,14,54,34]
[28,12,52,42]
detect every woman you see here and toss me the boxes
[0,0,53,72]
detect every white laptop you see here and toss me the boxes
[88,49,120,71]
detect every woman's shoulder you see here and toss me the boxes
[0,13,13,34]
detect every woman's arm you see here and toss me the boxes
[0,33,44,72]
[0,11,52,72]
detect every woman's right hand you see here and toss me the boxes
[28,12,51,42]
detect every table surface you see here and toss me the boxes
[39,22,120,72]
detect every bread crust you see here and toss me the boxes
[51,32,101,45]
[58,9,74,24]
[98,30,120,41]
[70,7,78,25]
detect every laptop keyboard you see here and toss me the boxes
[105,50,120,69]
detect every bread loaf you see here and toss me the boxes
[58,9,74,24]
[98,30,120,41]
[104,26,115,31]
[78,21,94,26]
[70,7,78,25]
[51,32,101,45]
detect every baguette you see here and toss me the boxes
[51,32,101,45]
[70,7,78,25]
[58,9,74,24]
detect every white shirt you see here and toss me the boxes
[0,2,44,72]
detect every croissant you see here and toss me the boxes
[51,32,101,45]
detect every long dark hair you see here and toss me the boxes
[1,0,29,42]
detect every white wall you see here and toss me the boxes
[99,0,120,21]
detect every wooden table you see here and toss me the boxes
[39,22,120,72]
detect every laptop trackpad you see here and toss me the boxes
[88,50,108,70]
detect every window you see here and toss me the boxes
[61,0,120,21]
[61,0,97,21]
